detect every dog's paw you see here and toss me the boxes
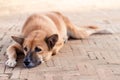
[5,59,17,67]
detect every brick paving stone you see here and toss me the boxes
[97,68,116,80]
[59,56,70,67]
[60,44,72,53]
[72,50,81,56]
[53,75,63,80]
[87,51,97,60]
[19,68,29,79]
[0,64,5,73]
[10,67,21,79]
[60,51,73,57]
[112,68,120,75]
[78,46,88,57]
[107,51,120,64]
[77,62,96,76]
[100,51,111,62]
[44,74,53,80]
[62,65,78,71]
[96,64,120,76]
[4,66,13,74]
[0,73,10,80]
[0,35,11,55]
[27,73,38,80]
[46,59,55,67]
[52,56,61,67]
[94,51,103,60]
[116,76,120,80]
[0,54,6,63]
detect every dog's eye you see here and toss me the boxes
[35,47,41,52]
[24,47,27,51]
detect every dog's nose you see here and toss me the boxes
[23,58,42,68]
[23,59,30,66]
[23,58,34,68]
[23,59,31,66]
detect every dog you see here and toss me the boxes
[5,11,110,68]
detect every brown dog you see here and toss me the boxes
[5,11,109,68]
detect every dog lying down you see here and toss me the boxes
[5,11,111,68]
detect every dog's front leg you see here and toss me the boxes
[5,43,22,67]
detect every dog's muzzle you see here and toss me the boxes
[23,57,41,68]
[23,52,41,68]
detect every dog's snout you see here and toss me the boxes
[23,58,31,66]
[23,57,42,68]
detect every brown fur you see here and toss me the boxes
[5,11,104,68]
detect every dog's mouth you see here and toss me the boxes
[23,56,44,68]
[23,51,44,68]
[23,60,42,68]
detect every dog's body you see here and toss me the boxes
[5,12,106,68]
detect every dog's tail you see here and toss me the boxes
[62,15,112,39]
[54,12,112,39]
[68,25,112,39]
[83,26,112,35]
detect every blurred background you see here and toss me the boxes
[0,0,120,16]
[0,0,120,32]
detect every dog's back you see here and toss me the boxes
[21,12,67,40]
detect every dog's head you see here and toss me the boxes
[12,31,58,68]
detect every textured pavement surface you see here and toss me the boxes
[0,0,120,80]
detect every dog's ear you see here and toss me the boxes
[11,36,24,45]
[45,34,58,50]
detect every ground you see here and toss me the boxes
[0,0,120,80]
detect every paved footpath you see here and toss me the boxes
[0,0,120,80]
